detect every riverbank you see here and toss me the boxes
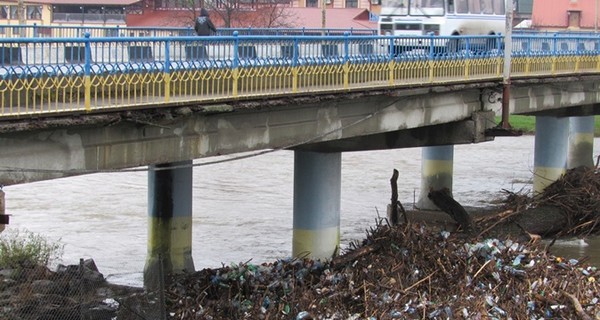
[497,115,600,136]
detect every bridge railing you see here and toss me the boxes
[0,24,376,39]
[0,32,598,117]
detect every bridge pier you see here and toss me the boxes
[534,116,569,193]
[417,145,454,210]
[144,161,194,290]
[568,116,595,169]
[292,151,341,260]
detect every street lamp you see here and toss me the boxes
[80,6,84,25]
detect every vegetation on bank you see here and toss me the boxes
[0,228,64,270]
[495,115,600,136]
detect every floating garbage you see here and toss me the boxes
[166,222,600,319]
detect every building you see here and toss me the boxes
[0,0,376,32]
[532,0,600,31]
[514,0,533,26]
[0,0,135,26]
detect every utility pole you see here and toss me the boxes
[17,0,26,37]
[321,0,326,30]
[500,0,513,129]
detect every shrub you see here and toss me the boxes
[0,228,64,270]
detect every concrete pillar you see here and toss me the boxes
[568,116,595,169]
[292,151,341,260]
[144,160,194,289]
[417,145,454,210]
[534,116,569,193]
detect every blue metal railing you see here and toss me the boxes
[0,32,599,79]
[0,30,598,118]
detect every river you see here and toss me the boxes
[4,135,599,286]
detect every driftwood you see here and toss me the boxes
[387,165,600,241]
[331,244,380,270]
[428,188,472,231]
[561,290,594,320]
[388,169,407,225]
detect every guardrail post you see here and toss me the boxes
[464,37,470,79]
[232,31,239,97]
[388,37,395,85]
[164,40,171,102]
[428,32,435,83]
[496,33,503,77]
[343,32,349,89]
[84,32,92,112]
[596,39,600,71]
[525,36,532,75]
[552,33,558,75]
[574,39,580,72]
[292,37,299,93]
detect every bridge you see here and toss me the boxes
[0,27,599,288]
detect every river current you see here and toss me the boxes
[4,135,599,286]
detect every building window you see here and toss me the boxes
[346,0,358,7]
[155,0,201,9]
[9,6,18,19]
[0,6,7,19]
[27,6,42,20]
[307,0,318,7]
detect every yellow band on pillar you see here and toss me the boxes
[292,227,340,260]
[533,166,566,193]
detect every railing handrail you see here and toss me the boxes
[0,30,598,118]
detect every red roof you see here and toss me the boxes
[126,7,376,30]
[532,0,598,29]
[126,10,196,28]
[284,8,376,29]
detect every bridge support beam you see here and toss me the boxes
[417,145,454,210]
[534,116,569,193]
[144,160,194,290]
[568,116,595,169]
[292,151,341,260]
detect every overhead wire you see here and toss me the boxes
[0,96,403,175]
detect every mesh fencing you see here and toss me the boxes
[0,257,170,320]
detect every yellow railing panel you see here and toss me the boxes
[1,54,600,118]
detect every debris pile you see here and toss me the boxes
[166,165,600,319]
[474,165,600,241]
[166,222,599,319]
[510,165,600,237]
